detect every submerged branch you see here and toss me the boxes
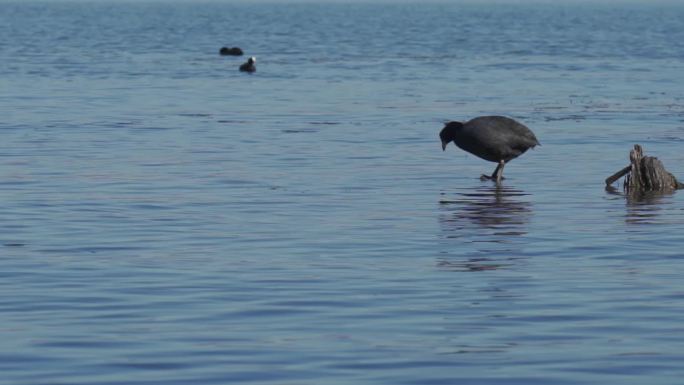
[605,144,683,192]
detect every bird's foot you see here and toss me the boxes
[480,174,505,182]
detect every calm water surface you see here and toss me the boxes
[2,1,684,384]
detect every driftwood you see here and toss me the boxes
[605,144,683,192]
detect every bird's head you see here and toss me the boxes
[439,121,463,151]
[248,57,256,64]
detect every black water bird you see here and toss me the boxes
[239,56,256,73]
[220,47,243,56]
[439,116,539,183]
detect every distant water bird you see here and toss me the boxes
[239,56,256,73]
[439,116,539,183]
[219,47,243,56]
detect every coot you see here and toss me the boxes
[439,116,539,183]
[239,57,256,73]
[220,47,243,56]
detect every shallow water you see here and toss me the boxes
[2,1,684,384]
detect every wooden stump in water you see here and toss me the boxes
[605,145,683,192]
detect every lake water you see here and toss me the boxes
[2,1,684,384]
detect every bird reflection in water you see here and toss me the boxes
[437,184,532,271]
[439,184,532,235]
[605,185,674,225]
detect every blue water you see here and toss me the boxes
[2,1,684,384]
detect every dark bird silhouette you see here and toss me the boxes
[439,116,539,183]
[239,56,256,73]
[220,47,243,56]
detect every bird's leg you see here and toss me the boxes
[481,163,499,181]
[480,160,506,182]
[493,160,505,183]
